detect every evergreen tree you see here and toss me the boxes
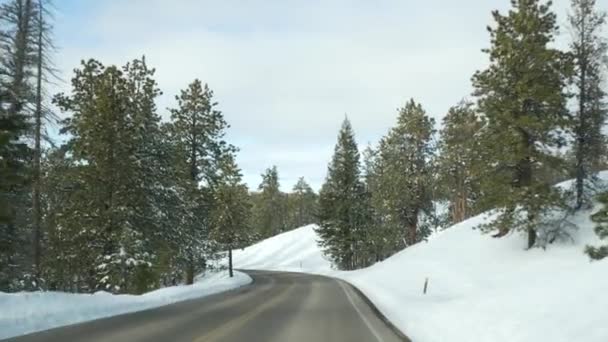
[568,0,608,209]
[288,177,318,228]
[54,58,165,293]
[316,118,368,270]
[437,101,484,224]
[372,100,436,249]
[360,144,387,262]
[472,0,571,248]
[39,146,80,291]
[168,79,231,285]
[586,192,608,260]
[253,166,287,237]
[210,153,251,278]
[0,0,39,291]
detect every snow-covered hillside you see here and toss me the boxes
[0,271,250,340]
[234,206,608,342]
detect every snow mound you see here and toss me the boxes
[234,224,332,272]
[234,184,608,342]
[0,271,251,340]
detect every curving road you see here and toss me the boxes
[3,271,409,342]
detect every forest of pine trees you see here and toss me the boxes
[0,0,323,292]
[316,0,608,270]
[2,0,608,291]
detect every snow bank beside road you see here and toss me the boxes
[0,271,251,340]
[234,210,608,342]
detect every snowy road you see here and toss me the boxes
[2,271,408,342]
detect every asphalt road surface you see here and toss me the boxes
[3,271,409,342]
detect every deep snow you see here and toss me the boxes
[234,200,608,342]
[0,271,251,340]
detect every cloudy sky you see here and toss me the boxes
[52,0,607,191]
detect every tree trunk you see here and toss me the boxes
[228,247,233,278]
[527,224,537,250]
[406,211,418,246]
[32,0,44,279]
[575,8,588,211]
[185,261,195,285]
[518,127,535,249]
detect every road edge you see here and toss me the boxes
[341,280,413,342]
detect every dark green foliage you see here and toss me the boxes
[252,166,287,237]
[472,0,571,248]
[0,54,251,294]
[287,177,318,228]
[0,0,42,291]
[250,173,318,239]
[586,192,608,260]
[436,101,484,224]
[316,118,370,270]
[167,79,233,285]
[169,79,231,186]
[370,100,436,248]
[53,58,165,293]
[210,154,252,277]
[43,59,244,293]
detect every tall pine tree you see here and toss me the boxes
[253,166,287,237]
[437,101,484,224]
[568,0,608,209]
[210,153,251,278]
[372,100,436,248]
[0,0,39,291]
[54,58,166,293]
[288,177,318,228]
[168,79,232,285]
[316,118,368,270]
[472,0,571,248]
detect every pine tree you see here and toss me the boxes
[360,144,387,262]
[437,101,484,224]
[53,58,166,293]
[253,166,287,237]
[586,192,608,260]
[372,99,436,248]
[568,0,608,209]
[0,0,39,291]
[472,0,571,248]
[210,153,251,278]
[39,146,79,291]
[316,118,368,270]
[168,79,231,285]
[288,177,318,228]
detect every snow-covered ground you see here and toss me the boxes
[234,201,608,341]
[0,271,251,340]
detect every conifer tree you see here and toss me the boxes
[316,118,367,270]
[210,153,251,277]
[54,58,166,293]
[289,177,318,228]
[568,0,608,209]
[372,100,436,248]
[437,101,484,224]
[472,0,571,248]
[360,144,387,262]
[0,0,39,291]
[253,166,287,237]
[168,79,231,284]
